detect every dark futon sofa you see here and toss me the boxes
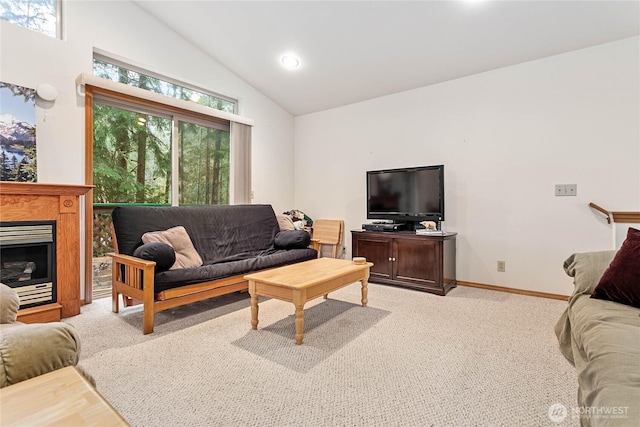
[109,204,318,334]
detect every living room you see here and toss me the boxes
[1,0,638,299]
[0,1,638,426]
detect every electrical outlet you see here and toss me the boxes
[497,260,506,272]
[555,184,577,196]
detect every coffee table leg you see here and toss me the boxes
[294,303,304,345]
[249,281,259,330]
[361,277,368,307]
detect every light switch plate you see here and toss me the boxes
[555,184,577,196]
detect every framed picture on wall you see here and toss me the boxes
[0,82,37,182]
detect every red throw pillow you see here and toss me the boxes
[591,227,640,308]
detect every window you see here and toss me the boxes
[93,54,236,114]
[91,56,237,206]
[0,0,60,38]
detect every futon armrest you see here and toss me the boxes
[107,252,156,295]
[310,238,320,252]
[107,252,156,269]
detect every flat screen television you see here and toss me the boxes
[367,165,444,226]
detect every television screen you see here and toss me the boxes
[367,165,444,222]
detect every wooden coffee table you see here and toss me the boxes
[245,257,373,345]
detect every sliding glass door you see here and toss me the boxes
[91,101,230,298]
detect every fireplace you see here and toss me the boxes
[0,182,91,322]
[0,221,56,309]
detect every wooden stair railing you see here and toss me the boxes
[589,203,640,224]
[589,202,611,224]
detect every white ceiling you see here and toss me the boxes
[134,1,640,116]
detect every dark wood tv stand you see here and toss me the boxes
[351,230,456,295]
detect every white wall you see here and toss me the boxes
[293,37,640,296]
[0,0,295,212]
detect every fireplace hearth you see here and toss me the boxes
[0,221,57,309]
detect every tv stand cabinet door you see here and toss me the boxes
[393,238,439,289]
[352,231,456,295]
[352,233,392,280]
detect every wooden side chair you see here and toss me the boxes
[312,219,344,258]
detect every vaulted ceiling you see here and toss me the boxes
[135,1,640,116]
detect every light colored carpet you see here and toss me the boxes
[65,283,579,427]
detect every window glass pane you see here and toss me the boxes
[93,58,236,113]
[93,103,172,204]
[0,0,57,38]
[178,121,230,205]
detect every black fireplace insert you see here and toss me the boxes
[0,221,57,309]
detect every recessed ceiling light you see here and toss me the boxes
[281,55,300,70]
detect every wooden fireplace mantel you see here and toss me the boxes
[0,182,93,197]
[0,182,92,322]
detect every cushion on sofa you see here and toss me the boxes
[568,295,640,425]
[133,242,176,272]
[275,230,311,249]
[142,226,202,270]
[153,247,318,293]
[591,227,640,309]
[276,214,296,231]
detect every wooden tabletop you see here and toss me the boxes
[244,258,372,289]
[0,366,129,426]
